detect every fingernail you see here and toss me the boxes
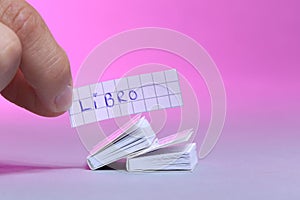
[55,84,73,113]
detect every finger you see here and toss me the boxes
[0,22,21,92]
[0,0,73,116]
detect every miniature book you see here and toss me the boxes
[126,128,197,172]
[126,143,198,172]
[87,116,156,170]
[87,116,197,171]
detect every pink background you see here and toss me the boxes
[0,0,299,199]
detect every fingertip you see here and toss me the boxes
[54,84,73,113]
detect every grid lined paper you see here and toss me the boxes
[69,69,183,127]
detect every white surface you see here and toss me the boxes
[0,142,299,200]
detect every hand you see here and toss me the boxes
[0,0,73,117]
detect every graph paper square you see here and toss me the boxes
[127,75,141,89]
[169,94,183,107]
[152,71,166,84]
[145,98,159,111]
[140,73,153,85]
[167,81,181,94]
[90,83,104,96]
[83,110,97,124]
[107,105,122,118]
[102,80,116,92]
[78,86,91,99]
[71,113,84,127]
[95,108,109,121]
[69,101,81,115]
[165,69,178,82]
[69,69,183,127]
[119,102,134,116]
[142,85,156,98]
[132,100,147,113]
[157,96,171,109]
[115,78,129,91]
[155,83,169,97]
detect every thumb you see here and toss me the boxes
[0,22,21,92]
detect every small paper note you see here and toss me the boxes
[69,69,183,127]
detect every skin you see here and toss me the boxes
[0,0,73,117]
